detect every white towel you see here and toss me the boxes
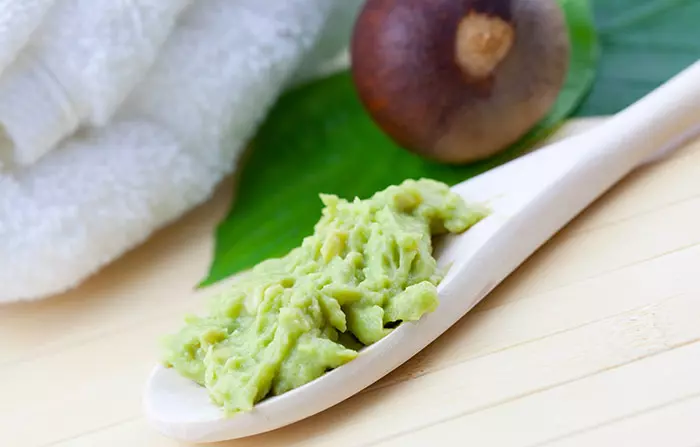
[0,0,364,303]
[0,0,192,168]
[0,0,55,72]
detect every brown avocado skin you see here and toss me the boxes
[350,0,570,164]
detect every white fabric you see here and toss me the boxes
[0,0,192,168]
[0,0,363,303]
[0,0,55,73]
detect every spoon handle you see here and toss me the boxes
[522,57,700,240]
[581,58,700,168]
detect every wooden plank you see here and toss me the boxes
[541,394,700,447]
[377,341,700,447]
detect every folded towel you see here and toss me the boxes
[0,0,363,303]
[0,0,192,168]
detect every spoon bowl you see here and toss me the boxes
[144,60,700,443]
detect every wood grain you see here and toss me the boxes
[2,118,700,447]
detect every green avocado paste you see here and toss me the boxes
[161,178,487,414]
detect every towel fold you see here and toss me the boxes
[0,0,55,73]
[0,0,192,168]
[0,0,363,303]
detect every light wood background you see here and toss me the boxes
[2,118,700,447]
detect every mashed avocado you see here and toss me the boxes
[161,178,487,414]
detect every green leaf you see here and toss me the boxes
[199,0,599,287]
[575,0,700,115]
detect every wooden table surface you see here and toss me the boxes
[2,118,700,447]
